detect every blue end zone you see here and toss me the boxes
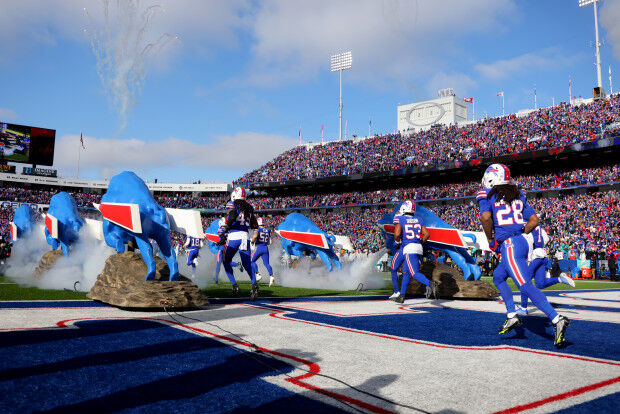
[552,392,620,413]
[265,304,620,362]
[0,319,345,413]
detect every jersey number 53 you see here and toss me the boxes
[404,223,422,240]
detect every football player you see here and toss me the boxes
[184,234,203,279]
[517,225,575,315]
[251,217,275,287]
[213,217,242,288]
[390,200,439,303]
[477,163,569,347]
[221,187,260,300]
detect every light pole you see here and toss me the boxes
[579,0,604,89]
[331,51,352,141]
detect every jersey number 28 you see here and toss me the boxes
[495,200,526,226]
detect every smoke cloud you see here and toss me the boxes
[178,238,386,292]
[3,224,116,292]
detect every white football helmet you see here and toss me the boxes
[231,186,246,201]
[399,200,415,215]
[481,163,511,189]
[256,217,264,226]
[218,217,227,227]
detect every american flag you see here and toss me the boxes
[496,91,504,97]
[80,133,85,149]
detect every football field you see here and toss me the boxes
[0,288,618,413]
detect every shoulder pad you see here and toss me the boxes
[476,189,489,200]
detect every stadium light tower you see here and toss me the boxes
[331,51,352,140]
[579,0,604,89]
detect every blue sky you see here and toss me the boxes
[0,0,619,183]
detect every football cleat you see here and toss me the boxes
[250,282,260,301]
[255,272,262,283]
[559,274,576,288]
[239,264,244,273]
[553,316,570,348]
[425,280,440,299]
[269,276,275,287]
[498,315,522,335]
[389,292,400,300]
[393,294,405,304]
[515,306,528,317]
[231,284,240,297]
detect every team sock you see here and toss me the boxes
[520,282,558,321]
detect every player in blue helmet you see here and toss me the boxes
[251,217,275,286]
[184,235,203,279]
[221,187,260,300]
[478,163,569,347]
[390,200,439,303]
[516,225,575,316]
[214,217,242,289]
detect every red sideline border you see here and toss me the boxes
[248,303,620,413]
[41,317,393,414]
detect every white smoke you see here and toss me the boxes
[84,0,178,132]
[4,229,385,293]
[3,224,116,292]
[178,238,385,291]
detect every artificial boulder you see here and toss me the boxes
[405,261,498,299]
[87,252,209,309]
[33,250,64,277]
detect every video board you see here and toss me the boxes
[0,122,55,166]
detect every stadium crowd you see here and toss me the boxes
[1,165,616,212]
[236,96,620,184]
[0,189,617,261]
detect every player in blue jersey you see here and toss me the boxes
[221,187,260,300]
[390,200,439,303]
[184,235,203,279]
[214,217,242,288]
[516,226,575,316]
[251,217,275,287]
[477,164,569,347]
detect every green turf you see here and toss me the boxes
[0,276,88,300]
[203,280,392,299]
[1,273,618,301]
[478,276,620,291]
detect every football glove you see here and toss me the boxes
[489,238,500,253]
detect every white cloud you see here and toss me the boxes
[427,72,478,97]
[54,132,297,178]
[0,0,516,92]
[600,0,620,61]
[474,50,573,81]
[0,0,250,64]
[0,108,18,120]
[247,0,517,88]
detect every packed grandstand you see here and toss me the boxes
[0,95,618,262]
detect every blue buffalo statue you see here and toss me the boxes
[205,218,221,255]
[45,192,84,257]
[11,205,36,242]
[277,213,341,271]
[98,171,179,281]
[379,202,481,280]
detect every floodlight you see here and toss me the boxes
[330,51,353,140]
[579,0,604,88]
[330,51,352,72]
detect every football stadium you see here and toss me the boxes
[1,1,619,413]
